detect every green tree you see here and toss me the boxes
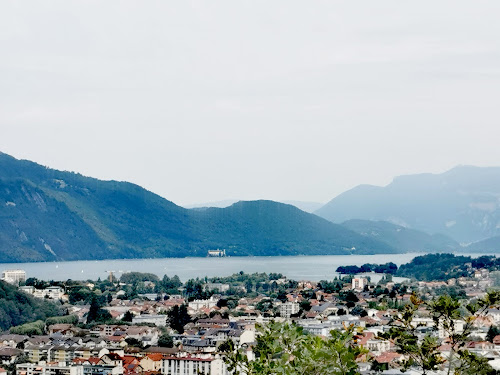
[486,325,500,343]
[167,304,191,334]
[122,310,133,322]
[378,292,500,375]
[221,321,365,375]
[158,333,174,348]
[86,296,99,323]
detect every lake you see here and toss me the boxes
[0,252,492,282]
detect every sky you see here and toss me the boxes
[1,1,500,207]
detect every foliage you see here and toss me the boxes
[120,272,159,285]
[221,321,366,375]
[167,304,191,334]
[318,279,344,293]
[10,320,45,336]
[158,333,174,348]
[378,291,500,375]
[122,311,133,322]
[46,315,78,326]
[396,253,474,281]
[336,262,397,275]
[156,275,182,294]
[86,296,111,323]
[0,280,61,331]
[125,337,143,348]
[487,325,500,343]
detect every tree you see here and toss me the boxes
[125,337,142,348]
[299,300,311,312]
[122,310,133,322]
[158,333,174,348]
[486,325,500,343]
[86,296,99,323]
[221,321,366,375]
[167,304,191,334]
[87,296,112,323]
[378,292,500,375]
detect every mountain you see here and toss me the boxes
[0,152,395,262]
[342,219,459,253]
[316,166,500,243]
[466,236,500,253]
[185,200,323,213]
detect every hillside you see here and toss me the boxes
[0,280,61,331]
[186,200,323,213]
[0,152,395,262]
[342,219,459,253]
[316,166,500,243]
[466,236,500,253]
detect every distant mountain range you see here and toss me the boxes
[185,200,323,213]
[0,152,395,263]
[316,166,500,245]
[341,219,459,253]
[3,152,500,262]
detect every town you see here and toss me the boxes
[1,254,500,375]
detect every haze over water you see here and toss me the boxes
[0,253,491,282]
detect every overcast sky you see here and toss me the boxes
[1,1,500,207]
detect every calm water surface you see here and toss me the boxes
[0,252,490,282]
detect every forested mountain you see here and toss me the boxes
[316,166,500,243]
[0,152,395,262]
[342,219,459,253]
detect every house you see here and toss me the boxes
[122,355,143,375]
[140,353,163,371]
[48,324,74,337]
[0,347,23,364]
[100,353,123,367]
[0,334,28,348]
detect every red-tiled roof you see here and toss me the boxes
[146,353,163,362]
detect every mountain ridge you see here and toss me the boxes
[0,152,395,262]
[316,165,500,243]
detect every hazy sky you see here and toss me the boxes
[1,1,500,207]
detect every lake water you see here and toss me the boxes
[0,252,491,282]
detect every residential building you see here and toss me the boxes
[131,315,167,327]
[162,356,228,375]
[351,278,368,291]
[279,302,299,318]
[1,269,26,285]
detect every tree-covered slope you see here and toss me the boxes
[0,152,395,262]
[192,201,397,256]
[0,281,61,331]
[342,219,459,253]
[316,166,500,243]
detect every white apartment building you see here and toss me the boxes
[279,302,300,318]
[20,286,65,300]
[1,269,26,285]
[17,363,123,375]
[131,314,167,327]
[351,278,368,291]
[188,296,218,312]
[162,356,228,375]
